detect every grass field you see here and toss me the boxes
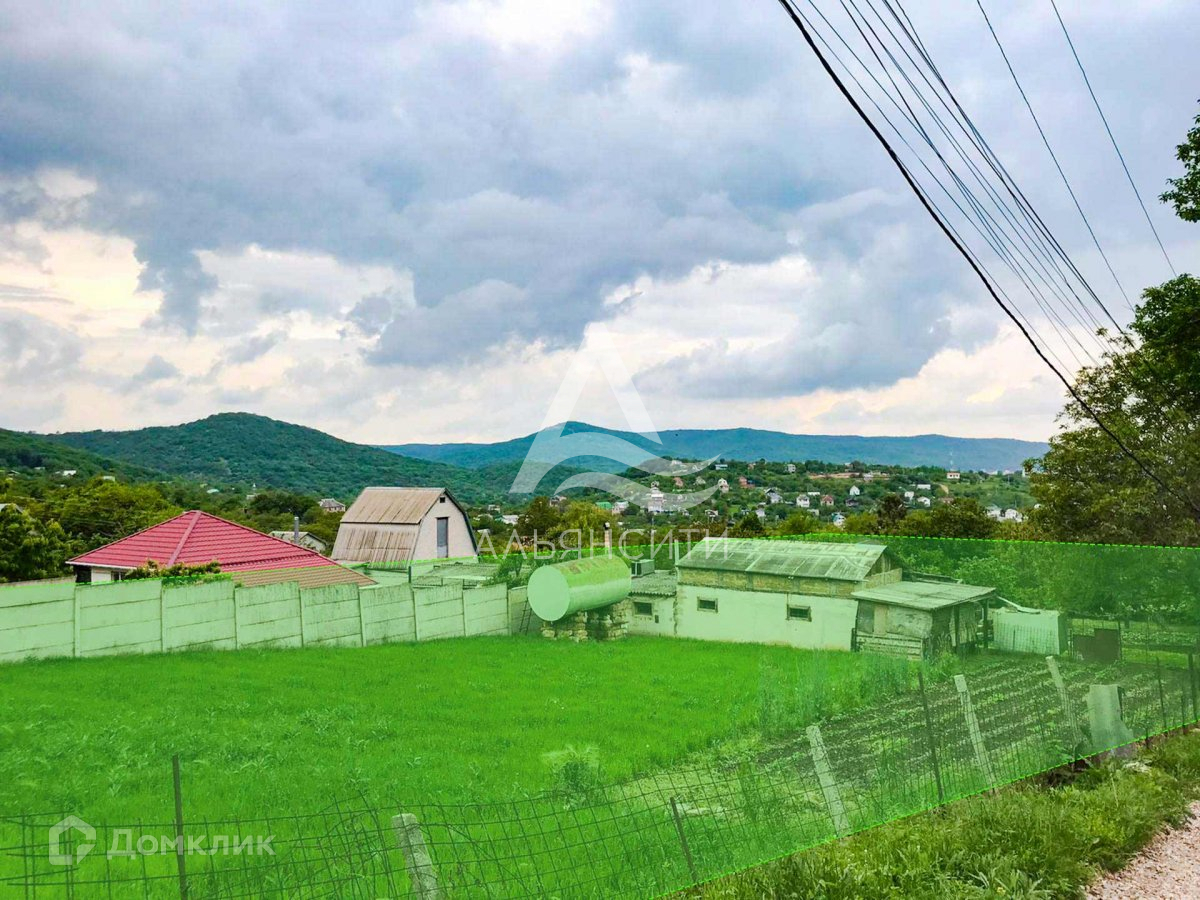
[0,635,922,824]
[1,636,1191,897]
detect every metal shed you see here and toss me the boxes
[851,581,994,658]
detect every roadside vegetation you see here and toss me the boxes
[699,730,1200,900]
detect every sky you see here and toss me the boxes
[0,0,1197,445]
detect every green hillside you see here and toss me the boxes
[385,421,1048,473]
[40,414,583,504]
[0,428,163,481]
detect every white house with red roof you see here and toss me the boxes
[68,511,374,589]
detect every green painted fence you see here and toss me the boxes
[0,577,509,663]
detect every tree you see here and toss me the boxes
[1029,275,1200,545]
[1162,104,1200,222]
[40,480,180,547]
[778,512,819,536]
[0,505,70,582]
[1032,109,1200,546]
[841,512,881,535]
[876,494,908,531]
[897,499,995,539]
[730,512,765,537]
[517,496,561,539]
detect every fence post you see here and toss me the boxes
[73,587,82,658]
[1154,659,1170,733]
[1087,684,1135,756]
[916,670,944,804]
[807,725,850,837]
[1045,656,1085,753]
[669,796,699,884]
[172,755,188,900]
[392,813,442,900]
[1190,653,1198,727]
[954,675,996,787]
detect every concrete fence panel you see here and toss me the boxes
[300,584,364,648]
[235,583,303,649]
[0,581,76,662]
[77,579,163,657]
[464,584,509,637]
[163,580,237,652]
[414,584,465,641]
[360,585,417,645]
[0,569,514,662]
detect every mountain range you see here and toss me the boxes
[9,413,1047,503]
[385,421,1048,473]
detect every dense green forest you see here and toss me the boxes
[387,420,1047,472]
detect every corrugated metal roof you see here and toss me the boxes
[331,522,419,563]
[341,488,447,524]
[852,580,993,611]
[677,538,887,582]
[68,511,373,588]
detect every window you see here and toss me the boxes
[633,600,654,617]
[697,596,718,613]
[787,604,812,622]
[436,517,449,558]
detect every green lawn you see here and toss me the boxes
[0,635,916,824]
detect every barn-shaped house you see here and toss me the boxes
[668,538,992,658]
[332,487,477,570]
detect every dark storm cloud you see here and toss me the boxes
[0,0,1196,396]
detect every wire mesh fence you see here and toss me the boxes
[4,647,1196,899]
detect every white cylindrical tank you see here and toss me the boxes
[527,557,632,622]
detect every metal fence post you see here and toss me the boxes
[392,813,442,899]
[1046,656,1085,753]
[172,755,188,900]
[669,797,699,884]
[1189,653,1198,727]
[807,725,850,837]
[954,675,996,787]
[916,670,944,804]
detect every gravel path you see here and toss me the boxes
[1087,802,1200,899]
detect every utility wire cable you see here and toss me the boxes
[975,0,1133,310]
[801,0,1105,370]
[843,0,1112,351]
[774,0,1200,520]
[791,2,1083,376]
[1049,0,1176,275]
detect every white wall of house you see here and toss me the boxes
[627,596,676,636]
[674,584,857,650]
[412,498,477,564]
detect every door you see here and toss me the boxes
[436,517,449,558]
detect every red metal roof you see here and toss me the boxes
[68,511,373,586]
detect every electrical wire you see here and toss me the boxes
[773,0,1200,519]
[1048,0,1177,275]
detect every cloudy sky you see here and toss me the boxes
[1,0,1197,444]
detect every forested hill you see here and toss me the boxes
[385,421,1048,473]
[38,413,580,503]
[0,428,163,481]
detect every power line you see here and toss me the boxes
[975,0,1133,311]
[1048,0,1177,275]
[773,0,1200,520]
